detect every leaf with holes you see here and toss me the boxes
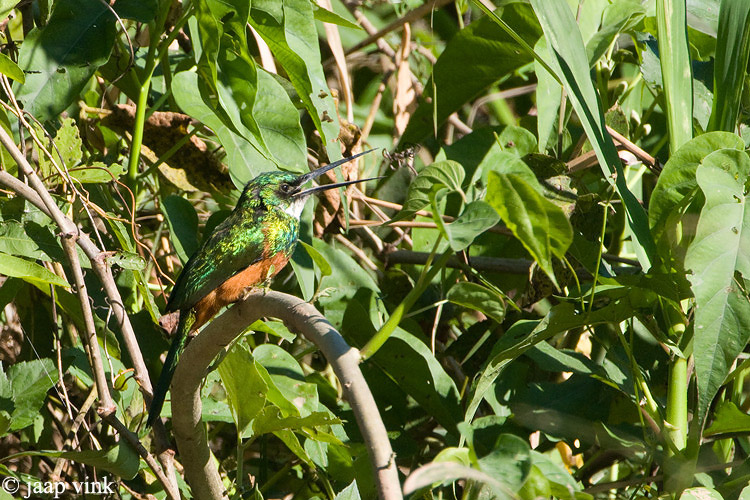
[684,148,750,427]
[391,160,465,222]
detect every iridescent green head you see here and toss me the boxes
[238,149,377,219]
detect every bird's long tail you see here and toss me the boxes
[147,310,195,427]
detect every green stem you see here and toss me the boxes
[664,307,687,452]
[360,246,452,360]
[126,76,153,192]
[236,438,244,494]
[666,356,688,451]
[125,0,176,194]
[664,307,691,495]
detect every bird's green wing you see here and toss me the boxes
[166,216,265,312]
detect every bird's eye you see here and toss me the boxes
[280,183,290,193]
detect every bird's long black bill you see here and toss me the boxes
[295,176,382,198]
[298,148,377,185]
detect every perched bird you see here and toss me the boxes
[147,150,376,427]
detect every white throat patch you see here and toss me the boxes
[284,196,307,218]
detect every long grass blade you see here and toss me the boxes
[656,0,693,152]
[708,0,750,132]
[526,1,656,268]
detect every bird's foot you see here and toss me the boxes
[239,286,256,301]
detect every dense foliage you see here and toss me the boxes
[1,0,750,499]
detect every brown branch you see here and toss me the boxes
[386,250,532,274]
[342,0,454,58]
[171,290,402,500]
[340,1,396,60]
[60,235,117,414]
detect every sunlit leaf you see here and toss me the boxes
[0,252,69,287]
[684,148,750,426]
[486,172,572,288]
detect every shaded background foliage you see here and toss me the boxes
[0,0,750,499]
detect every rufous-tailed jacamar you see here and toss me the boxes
[147,149,376,427]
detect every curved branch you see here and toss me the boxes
[171,290,402,500]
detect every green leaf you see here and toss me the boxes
[334,481,361,500]
[704,402,750,437]
[7,443,139,479]
[447,282,505,323]
[0,218,65,263]
[37,117,83,175]
[370,328,463,435]
[250,406,340,438]
[534,38,563,154]
[680,488,723,500]
[254,344,318,418]
[403,462,509,496]
[586,1,645,65]
[3,358,59,431]
[649,132,745,239]
[217,342,268,435]
[249,320,296,342]
[107,251,146,271]
[291,203,315,301]
[299,240,332,277]
[14,0,115,121]
[172,70,275,187]
[475,434,531,493]
[254,69,306,171]
[708,0,750,132]
[684,148,750,426]
[213,35,306,178]
[162,195,199,264]
[486,172,572,288]
[0,410,10,437]
[528,0,655,268]
[314,237,380,330]
[392,160,465,222]
[526,341,630,394]
[465,299,639,423]
[527,450,586,498]
[250,0,342,162]
[0,52,23,83]
[274,428,315,465]
[60,444,140,479]
[0,252,69,287]
[0,1,15,21]
[312,3,362,31]
[656,0,694,152]
[68,162,125,183]
[443,200,500,251]
[113,0,158,22]
[399,3,542,145]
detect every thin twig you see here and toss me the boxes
[340,1,396,60]
[386,250,532,274]
[334,233,380,272]
[341,0,454,58]
[51,388,97,481]
[61,235,117,414]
